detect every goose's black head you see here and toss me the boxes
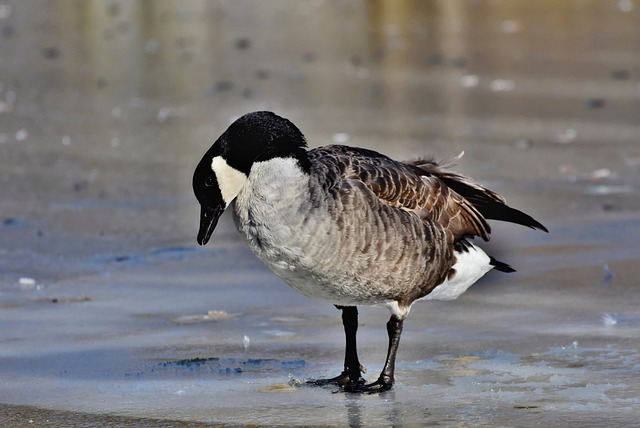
[192,111,309,245]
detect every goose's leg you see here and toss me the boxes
[308,306,365,386]
[347,314,403,393]
[339,306,366,385]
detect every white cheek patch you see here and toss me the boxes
[211,156,248,205]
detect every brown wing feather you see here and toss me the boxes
[309,145,491,241]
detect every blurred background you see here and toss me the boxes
[1,0,639,282]
[1,1,639,426]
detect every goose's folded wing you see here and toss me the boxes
[310,145,492,241]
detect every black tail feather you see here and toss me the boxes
[478,201,549,233]
[489,256,516,273]
[438,174,549,233]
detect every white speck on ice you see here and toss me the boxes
[490,79,515,92]
[15,129,28,141]
[243,335,250,351]
[618,0,634,12]
[0,4,12,19]
[62,135,71,146]
[332,133,349,143]
[460,75,479,88]
[584,184,633,195]
[554,128,577,144]
[601,313,618,326]
[19,277,36,289]
[157,106,186,123]
[590,168,612,180]
[500,20,522,34]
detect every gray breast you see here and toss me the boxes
[232,152,453,308]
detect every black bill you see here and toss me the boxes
[197,205,224,246]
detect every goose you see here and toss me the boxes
[192,111,547,393]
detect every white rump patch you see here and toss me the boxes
[423,244,493,301]
[211,156,247,206]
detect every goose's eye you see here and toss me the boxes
[205,176,215,187]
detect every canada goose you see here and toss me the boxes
[192,111,547,393]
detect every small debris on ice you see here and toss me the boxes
[332,133,350,144]
[157,106,186,123]
[618,0,634,12]
[0,4,12,19]
[601,313,618,326]
[460,75,479,88]
[554,128,577,144]
[585,184,633,195]
[172,309,234,324]
[589,168,613,180]
[15,129,28,141]
[490,79,515,92]
[243,335,251,351]
[500,20,522,34]
[19,277,36,289]
[603,263,615,284]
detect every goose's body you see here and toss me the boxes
[193,111,547,392]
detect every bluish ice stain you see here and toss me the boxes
[149,246,199,257]
[91,246,203,269]
[2,217,39,228]
[125,357,308,379]
[3,217,23,227]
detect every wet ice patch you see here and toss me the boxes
[171,309,235,324]
[397,346,640,413]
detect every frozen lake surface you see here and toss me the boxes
[1,1,640,426]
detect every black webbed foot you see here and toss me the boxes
[340,375,393,394]
[307,370,365,387]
